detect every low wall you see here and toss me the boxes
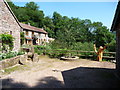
[0,55,23,70]
[0,53,39,70]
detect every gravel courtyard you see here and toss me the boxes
[0,55,120,88]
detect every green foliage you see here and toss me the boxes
[8,1,44,28]
[0,51,25,61]
[20,32,25,45]
[107,40,116,52]
[8,1,116,54]
[48,40,68,49]
[92,22,115,47]
[43,16,55,38]
[47,42,94,58]
[47,49,67,58]
[6,0,19,14]
[15,7,30,22]
[71,42,94,51]
[34,44,67,58]
[25,2,39,11]
[0,34,14,51]
[34,45,52,55]
[17,51,25,55]
[34,45,46,55]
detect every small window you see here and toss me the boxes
[10,31,12,35]
[37,39,38,42]
[44,39,46,41]
[32,32,34,37]
[26,31,28,35]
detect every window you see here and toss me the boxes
[10,31,12,35]
[39,39,41,43]
[37,39,38,42]
[32,32,34,37]
[44,39,46,42]
[26,31,28,36]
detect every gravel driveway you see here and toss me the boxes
[0,55,120,88]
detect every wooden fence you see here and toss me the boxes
[44,49,116,59]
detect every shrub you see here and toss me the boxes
[71,42,94,51]
[34,45,48,55]
[71,42,94,57]
[0,52,16,60]
[17,51,25,55]
[0,34,14,51]
[34,44,68,58]
[48,40,68,50]
[0,51,25,61]
[21,44,31,48]
[46,49,68,58]
[107,40,116,52]
[34,41,115,60]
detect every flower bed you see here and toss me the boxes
[0,51,25,61]
[0,51,25,69]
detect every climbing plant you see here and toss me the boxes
[0,34,14,52]
[20,32,25,45]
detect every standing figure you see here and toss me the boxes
[93,44,107,61]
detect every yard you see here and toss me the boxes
[0,55,120,88]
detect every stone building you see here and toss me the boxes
[0,0,21,52]
[111,1,120,77]
[20,23,51,45]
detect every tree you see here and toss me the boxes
[8,1,116,52]
[52,12,63,38]
[15,7,30,22]
[25,2,39,11]
[92,22,115,47]
[8,1,44,28]
[7,0,19,16]
[43,16,55,38]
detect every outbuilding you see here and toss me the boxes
[20,23,49,45]
[111,1,120,77]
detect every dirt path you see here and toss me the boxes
[1,55,120,88]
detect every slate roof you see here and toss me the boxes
[20,23,47,34]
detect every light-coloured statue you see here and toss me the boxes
[94,44,107,61]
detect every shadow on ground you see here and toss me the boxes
[1,67,120,88]
[2,76,64,88]
[62,67,120,88]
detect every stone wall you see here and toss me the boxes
[0,52,39,70]
[0,1,20,52]
[0,55,20,70]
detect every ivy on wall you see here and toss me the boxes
[0,34,14,52]
[20,32,25,45]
